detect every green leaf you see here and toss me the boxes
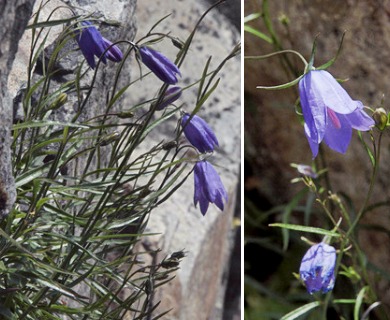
[280,301,320,320]
[141,106,179,138]
[26,16,79,29]
[354,286,368,320]
[333,299,357,304]
[244,25,273,44]
[244,13,261,23]
[15,163,50,188]
[197,56,212,104]
[269,223,341,237]
[13,120,89,130]
[194,78,220,113]
[35,278,78,299]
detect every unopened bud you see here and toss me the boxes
[139,187,152,198]
[117,110,134,119]
[170,250,186,260]
[98,132,120,146]
[278,13,290,26]
[160,258,180,269]
[162,141,178,150]
[50,93,68,110]
[171,37,185,50]
[372,107,389,131]
[153,86,182,111]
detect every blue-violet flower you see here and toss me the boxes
[154,86,182,110]
[75,21,123,69]
[299,70,375,158]
[193,160,228,216]
[138,46,181,84]
[181,113,219,153]
[299,242,336,294]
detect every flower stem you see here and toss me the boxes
[347,131,382,237]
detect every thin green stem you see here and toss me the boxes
[245,49,308,68]
[321,131,383,319]
[347,132,382,237]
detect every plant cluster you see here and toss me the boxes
[244,1,390,319]
[0,1,239,319]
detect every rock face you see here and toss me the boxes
[0,1,36,217]
[245,0,390,308]
[5,0,241,319]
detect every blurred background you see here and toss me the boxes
[244,1,390,319]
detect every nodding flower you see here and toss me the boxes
[138,46,181,84]
[181,113,219,153]
[299,70,374,158]
[75,21,123,69]
[193,160,228,216]
[299,242,337,294]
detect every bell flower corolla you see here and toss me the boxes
[299,70,375,158]
[154,86,182,110]
[138,46,181,84]
[193,161,228,216]
[299,242,337,294]
[181,113,219,153]
[75,21,123,69]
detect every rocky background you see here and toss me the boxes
[245,0,390,311]
[1,0,241,319]
[0,1,35,217]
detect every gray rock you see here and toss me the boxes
[0,1,36,217]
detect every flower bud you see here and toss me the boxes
[171,37,185,50]
[153,86,182,110]
[162,141,178,150]
[117,110,134,119]
[50,93,68,110]
[296,164,318,179]
[160,258,180,269]
[98,132,120,146]
[372,107,389,131]
[170,250,186,260]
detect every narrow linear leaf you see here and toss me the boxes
[13,120,89,130]
[333,299,357,304]
[269,223,341,237]
[244,13,261,23]
[281,301,321,320]
[354,286,368,320]
[15,163,50,188]
[35,279,78,299]
[197,56,212,104]
[26,16,79,29]
[244,25,273,43]
[194,78,220,113]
